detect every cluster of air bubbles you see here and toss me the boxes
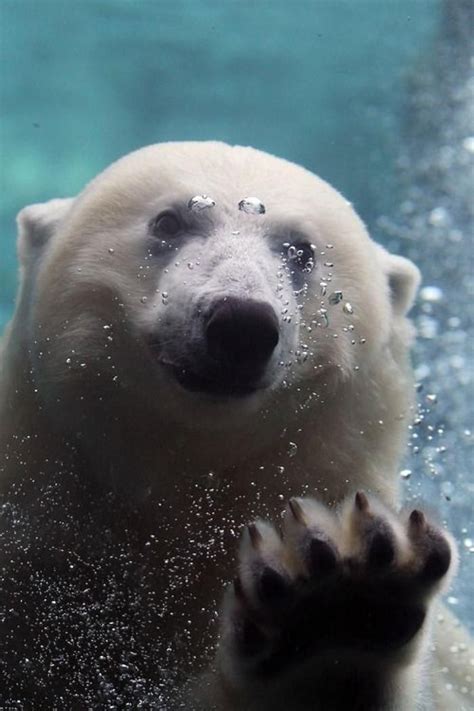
[405,385,451,482]
[281,305,293,323]
[161,291,169,305]
[238,197,266,214]
[187,195,216,211]
[281,244,314,283]
[293,284,308,298]
[295,346,309,364]
[0,464,258,705]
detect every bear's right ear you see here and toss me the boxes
[376,245,421,316]
[16,197,75,266]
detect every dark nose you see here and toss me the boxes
[206,298,279,369]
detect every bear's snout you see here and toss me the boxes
[205,297,279,371]
[158,297,280,397]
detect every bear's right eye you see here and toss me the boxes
[151,211,181,237]
[286,242,316,272]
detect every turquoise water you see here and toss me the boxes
[1,0,440,325]
[1,0,472,660]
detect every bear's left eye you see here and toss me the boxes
[151,211,182,237]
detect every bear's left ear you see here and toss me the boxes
[378,247,421,315]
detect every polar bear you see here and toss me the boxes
[0,142,471,709]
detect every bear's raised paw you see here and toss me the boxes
[214,493,453,709]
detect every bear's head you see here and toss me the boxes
[13,143,420,443]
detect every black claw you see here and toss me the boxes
[309,538,338,575]
[355,491,369,512]
[409,509,426,531]
[258,566,292,604]
[421,539,451,582]
[288,498,306,524]
[247,523,262,548]
[367,531,395,568]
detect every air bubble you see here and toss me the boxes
[238,197,266,214]
[400,469,412,479]
[288,442,298,457]
[188,195,216,211]
[343,302,354,315]
[429,206,449,226]
[462,136,474,152]
[420,286,443,302]
[328,290,343,305]
[318,309,329,328]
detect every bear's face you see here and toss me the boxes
[20,143,419,431]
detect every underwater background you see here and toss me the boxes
[1,0,472,636]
